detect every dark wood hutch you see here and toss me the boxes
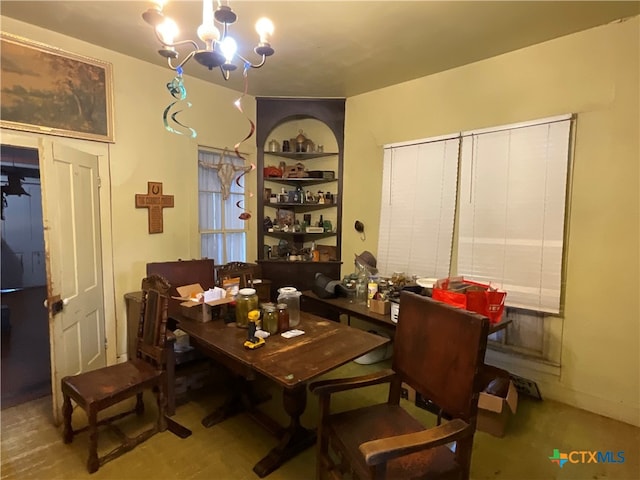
[256,97,345,297]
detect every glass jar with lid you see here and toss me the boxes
[235,288,258,328]
[268,138,280,152]
[262,303,278,334]
[277,287,301,328]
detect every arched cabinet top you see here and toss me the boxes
[255,97,345,150]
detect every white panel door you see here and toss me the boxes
[40,139,105,423]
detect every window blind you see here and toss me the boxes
[457,116,571,313]
[377,137,459,278]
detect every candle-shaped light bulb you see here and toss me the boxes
[220,36,237,62]
[197,0,220,48]
[156,17,178,45]
[255,17,274,44]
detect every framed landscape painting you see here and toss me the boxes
[0,32,114,143]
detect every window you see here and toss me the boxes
[378,114,572,314]
[377,135,460,279]
[457,115,572,314]
[198,148,247,264]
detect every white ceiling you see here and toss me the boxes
[1,1,638,98]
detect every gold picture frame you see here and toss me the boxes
[0,32,114,143]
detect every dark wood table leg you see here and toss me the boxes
[202,375,271,428]
[164,337,192,438]
[252,385,316,478]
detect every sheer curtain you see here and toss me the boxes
[198,148,247,265]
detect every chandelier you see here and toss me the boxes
[142,0,275,80]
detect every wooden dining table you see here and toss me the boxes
[177,311,389,477]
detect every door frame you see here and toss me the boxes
[1,129,117,420]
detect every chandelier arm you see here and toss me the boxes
[219,66,231,81]
[234,53,267,69]
[167,50,198,71]
[153,29,200,51]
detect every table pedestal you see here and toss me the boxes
[201,375,270,428]
[253,385,316,478]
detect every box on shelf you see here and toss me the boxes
[173,284,234,323]
[477,365,518,437]
[307,170,335,180]
[316,244,337,261]
[369,299,391,315]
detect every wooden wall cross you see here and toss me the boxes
[135,182,174,234]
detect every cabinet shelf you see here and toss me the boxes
[264,151,338,160]
[265,177,338,186]
[265,231,338,241]
[266,202,337,212]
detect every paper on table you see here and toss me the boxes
[203,286,227,303]
[281,329,305,339]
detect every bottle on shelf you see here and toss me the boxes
[356,269,368,305]
[311,242,320,262]
[318,214,324,228]
[367,280,379,308]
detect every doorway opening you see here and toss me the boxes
[1,144,51,409]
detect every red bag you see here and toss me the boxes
[432,278,506,324]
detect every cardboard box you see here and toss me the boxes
[173,284,234,323]
[477,365,518,437]
[369,299,391,315]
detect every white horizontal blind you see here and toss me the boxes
[457,117,571,313]
[377,137,459,278]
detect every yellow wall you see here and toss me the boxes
[344,17,639,425]
[2,14,638,425]
[1,17,259,359]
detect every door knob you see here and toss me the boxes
[43,296,68,314]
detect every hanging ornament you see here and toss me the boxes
[232,62,256,220]
[198,148,252,200]
[163,67,196,138]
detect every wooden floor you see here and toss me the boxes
[0,294,637,478]
[1,286,51,410]
[1,359,639,480]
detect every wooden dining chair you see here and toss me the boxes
[309,291,490,480]
[61,274,171,473]
[215,261,255,289]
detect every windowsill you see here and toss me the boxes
[485,344,561,377]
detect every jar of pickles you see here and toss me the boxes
[262,303,278,334]
[235,288,258,328]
